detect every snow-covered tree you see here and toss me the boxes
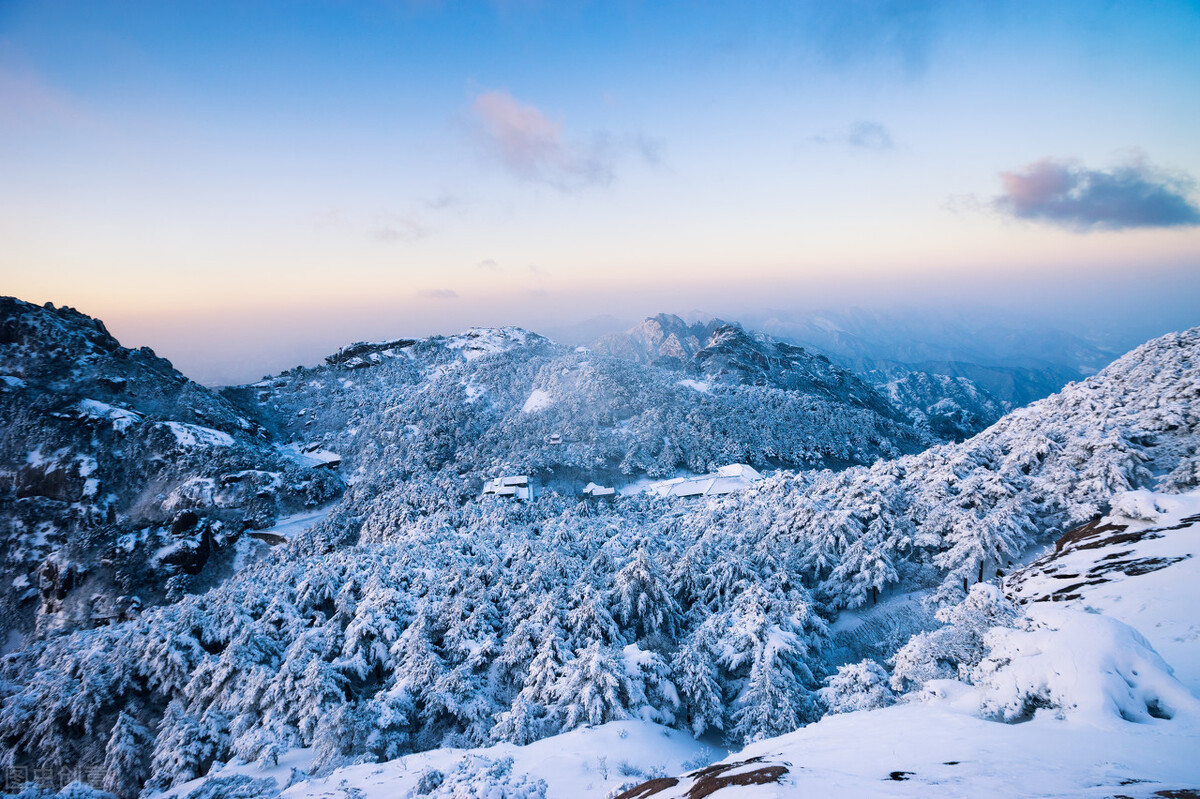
[102,710,151,799]
[556,642,631,729]
[818,660,895,714]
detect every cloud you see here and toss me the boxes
[634,134,667,165]
[424,193,461,210]
[992,155,1200,231]
[0,67,95,129]
[369,213,430,243]
[809,120,895,151]
[468,89,659,190]
[477,258,499,270]
[418,289,458,300]
[846,121,894,151]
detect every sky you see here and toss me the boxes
[1,0,1199,384]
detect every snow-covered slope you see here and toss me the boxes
[1008,489,1200,691]
[616,691,1199,797]
[166,721,714,799]
[606,490,1200,798]
[865,366,1007,441]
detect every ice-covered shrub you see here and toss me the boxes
[890,583,1018,693]
[411,756,546,799]
[819,659,896,714]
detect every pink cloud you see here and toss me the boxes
[994,155,1200,231]
[469,89,615,189]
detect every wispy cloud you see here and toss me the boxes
[418,288,458,300]
[477,258,499,270]
[369,213,430,243]
[468,89,660,190]
[424,193,461,210]
[0,67,95,129]
[992,155,1200,231]
[808,120,895,151]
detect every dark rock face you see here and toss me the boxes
[612,756,790,799]
[0,297,343,641]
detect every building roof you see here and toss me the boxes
[648,463,763,498]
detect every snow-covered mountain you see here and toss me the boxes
[0,307,1194,798]
[222,318,930,511]
[594,314,899,415]
[596,314,1015,440]
[863,367,1007,442]
[0,298,343,645]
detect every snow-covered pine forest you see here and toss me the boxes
[1,297,1198,798]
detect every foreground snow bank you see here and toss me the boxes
[974,606,1200,727]
[624,577,1200,797]
[1008,487,1200,692]
[714,697,1200,798]
[166,721,716,799]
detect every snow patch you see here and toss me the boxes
[161,421,235,448]
[973,606,1200,727]
[522,388,555,413]
[677,378,712,393]
[447,327,531,361]
[76,398,143,431]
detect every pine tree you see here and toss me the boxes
[102,710,151,799]
[556,642,631,729]
[611,547,680,640]
[671,626,724,737]
[565,584,621,648]
[147,701,224,791]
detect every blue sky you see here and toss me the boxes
[2,1,1199,382]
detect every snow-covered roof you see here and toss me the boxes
[482,475,534,499]
[717,463,762,480]
[278,443,342,469]
[647,464,763,498]
[582,482,615,497]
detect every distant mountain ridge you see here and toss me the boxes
[747,307,1117,407]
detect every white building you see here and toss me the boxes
[482,475,534,501]
[582,482,615,497]
[279,442,342,470]
[648,463,763,498]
